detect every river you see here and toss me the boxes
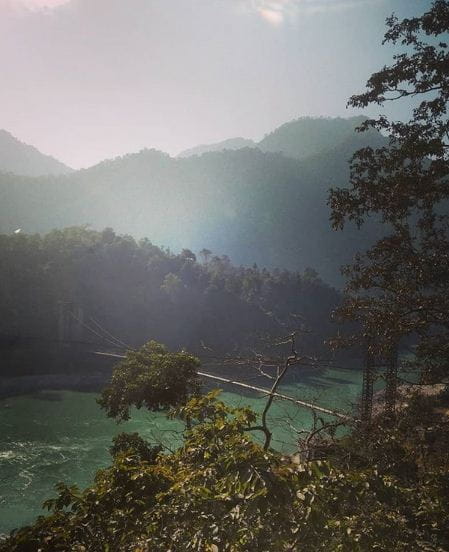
[0,365,363,534]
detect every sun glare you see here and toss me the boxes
[258,7,284,25]
[15,0,69,10]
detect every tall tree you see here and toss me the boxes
[329,0,449,382]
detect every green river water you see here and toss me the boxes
[0,366,363,534]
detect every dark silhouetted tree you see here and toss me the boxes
[329,0,449,381]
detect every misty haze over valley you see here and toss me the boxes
[0,115,387,285]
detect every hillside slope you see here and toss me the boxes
[0,130,73,176]
[178,116,372,162]
[258,115,370,160]
[177,137,256,158]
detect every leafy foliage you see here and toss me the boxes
[109,432,162,463]
[98,341,201,420]
[2,388,449,551]
[329,0,449,378]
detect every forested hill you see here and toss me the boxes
[177,115,374,161]
[0,129,73,177]
[258,115,380,160]
[0,117,386,285]
[177,137,256,158]
[0,227,341,376]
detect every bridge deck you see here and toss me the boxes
[93,351,354,422]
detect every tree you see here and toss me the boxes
[180,248,197,262]
[199,248,212,263]
[329,0,449,381]
[160,272,184,302]
[97,341,201,420]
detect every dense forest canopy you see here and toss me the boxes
[0,226,341,377]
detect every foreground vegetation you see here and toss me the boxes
[2,342,448,551]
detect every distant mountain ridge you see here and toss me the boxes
[176,116,370,161]
[0,116,387,285]
[0,130,73,177]
[258,115,370,160]
[177,137,256,158]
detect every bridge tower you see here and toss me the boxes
[361,340,375,425]
[360,337,399,426]
[384,343,399,417]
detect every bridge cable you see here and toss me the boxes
[68,311,127,350]
[93,351,355,422]
[88,316,132,350]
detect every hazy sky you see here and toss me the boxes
[0,0,432,168]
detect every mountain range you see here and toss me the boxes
[177,137,256,158]
[0,116,386,286]
[176,115,373,161]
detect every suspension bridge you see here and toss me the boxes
[2,301,399,424]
